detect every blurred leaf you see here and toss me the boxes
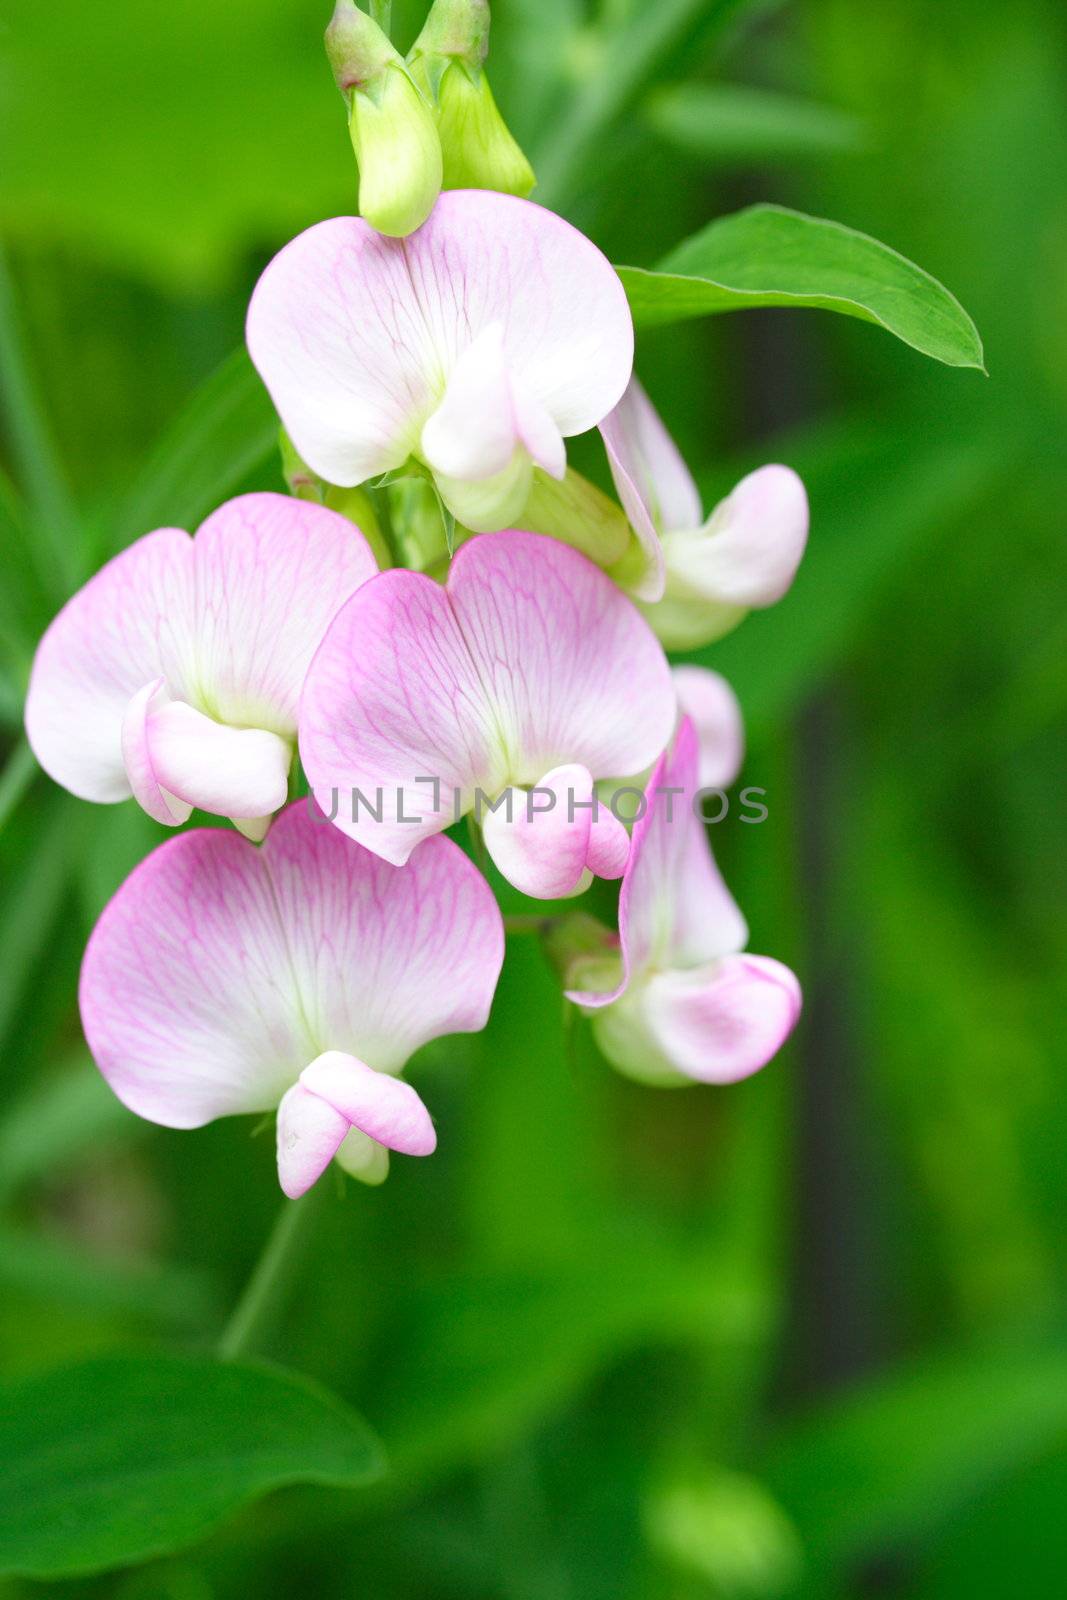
[647,82,864,164]
[375,1249,768,1483]
[0,1354,384,1578]
[707,407,1014,734]
[0,739,37,835]
[0,1054,136,1205]
[0,1227,217,1330]
[112,348,278,549]
[619,204,985,367]
[764,1347,1067,1576]
[1,0,353,290]
[0,797,85,1049]
[533,0,752,206]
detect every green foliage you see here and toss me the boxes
[619,203,985,367]
[0,0,1065,1595]
[0,1354,383,1578]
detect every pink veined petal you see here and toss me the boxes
[300,531,676,867]
[79,803,504,1130]
[25,528,194,804]
[121,680,193,827]
[586,805,630,879]
[609,378,703,534]
[246,191,633,490]
[482,764,596,901]
[670,464,809,609]
[640,954,802,1083]
[567,717,747,1009]
[25,495,375,820]
[187,492,379,735]
[301,1051,437,1156]
[599,406,667,604]
[145,700,292,821]
[671,666,745,790]
[276,1082,351,1199]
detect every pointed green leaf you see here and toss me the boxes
[617,203,985,368]
[0,1354,384,1578]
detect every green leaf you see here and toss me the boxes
[0,1353,384,1578]
[112,348,278,550]
[618,203,985,368]
[763,1348,1067,1574]
[646,82,864,164]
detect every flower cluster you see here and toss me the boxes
[25,0,805,1199]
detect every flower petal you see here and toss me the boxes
[639,955,802,1083]
[246,191,633,494]
[567,717,747,1008]
[600,378,703,602]
[79,803,504,1130]
[26,529,194,804]
[188,493,379,735]
[145,700,292,822]
[25,495,376,819]
[672,666,744,790]
[276,1082,351,1199]
[300,531,676,869]
[667,464,808,610]
[481,765,595,901]
[301,1050,437,1155]
[121,680,193,827]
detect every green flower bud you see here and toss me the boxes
[409,0,534,198]
[326,1,443,237]
[279,427,326,502]
[543,912,621,996]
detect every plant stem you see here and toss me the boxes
[217,1189,322,1360]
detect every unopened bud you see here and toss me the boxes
[543,912,621,996]
[326,1,443,237]
[279,428,326,502]
[409,0,534,198]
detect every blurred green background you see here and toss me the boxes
[2,0,1066,1595]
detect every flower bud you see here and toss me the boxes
[543,912,621,996]
[326,1,443,237]
[279,427,326,502]
[409,0,534,197]
[519,467,632,569]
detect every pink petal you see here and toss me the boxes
[639,955,802,1083]
[26,528,194,805]
[482,765,596,901]
[567,717,747,1008]
[600,378,702,602]
[246,192,633,492]
[671,464,808,609]
[301,1051,437,1156]
[121,680,193,827]
[25,495,376,821]
[79,803,504,1131]
[276,1082,350,1199]
[671,666,744,790]
[300,531,675,872]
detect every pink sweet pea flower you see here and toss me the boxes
[24,494,377,841]
[79,802,503,1194]
[299,530,676,900]
[672,666,744,790]
[246,191,633,535]
[601,378,808,641]
[568,717,800,1085]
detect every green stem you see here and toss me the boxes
[217,1189,322,1360]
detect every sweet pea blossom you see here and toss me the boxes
[79,803,504,1195]
[246,190,633,534]
[672,666,744,790]
[601,378,809,644]
[568,717,801,1085]
[300,530,677,900]
[24,493,377,840]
